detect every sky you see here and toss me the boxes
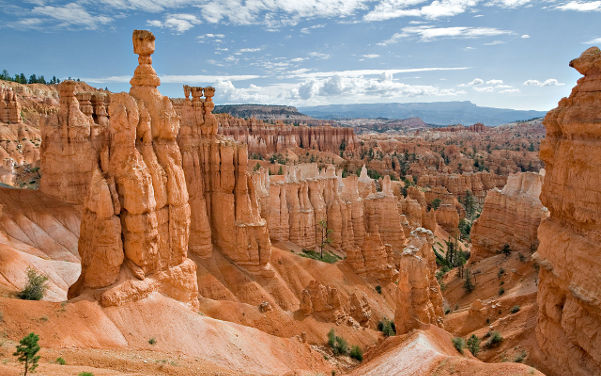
[0,1,600,111]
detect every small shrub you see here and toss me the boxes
[452,337,465,354]
[148,338,156,345]
[467,334,480,356]
[55,357,66,365]
[463,268,475,293]
[518,253,526,262]
[514,350,527,363]
[79,373,94,376]
[327,329,348,355]
[377,318,396,337]
[498,268,505,278]
[444,308,451,315]
[375,285,382,294]
[501,243,511,257]
[498,287,505,296]
[510,305,521,314]
[350,345,363,362]
[17,268,48,301]
[485,331,504,349]
[299,249,341,264]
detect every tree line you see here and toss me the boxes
[0,69,68,85]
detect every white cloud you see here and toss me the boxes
[488,0,532,7]
[584,37,601,44]
[81,74,260,84]
[234,48,262,55]
[362,54,381,58]
[379,25,513,44]
[289,67,469,79]
[483,40,506,45]
[365,0,480,21]
[521,34,530,39]
[459,77,517,93]
[523,79,565,87]
[147,13,201,33]
[197,33,225,43]
[31,2,112,29]
[556,1,601,11]
[308,52,331,59]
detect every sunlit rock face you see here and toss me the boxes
[471,171,547,261]
[535,47,601,376]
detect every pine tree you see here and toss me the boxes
[13,332,41,376]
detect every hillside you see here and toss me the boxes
[214,104,327,125]
[299,101,547,126]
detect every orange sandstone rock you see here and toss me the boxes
[535,47,601,376]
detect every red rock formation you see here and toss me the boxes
[218,113,358,155]
[395,228,444,334]
[418,172,506,202]
[67,30,199,308]
[535,47,601,376]
[471,171,547,261]
[0,86,21,123]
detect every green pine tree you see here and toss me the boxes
[13,332,41,376]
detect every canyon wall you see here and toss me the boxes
[418,172,506,202]
[218,113,358,155]
[471,171,547,261]
[535,47,601,376]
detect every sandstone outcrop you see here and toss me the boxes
[418,172,506,203]
[0,86,21,123]
[254,164,403,281]
[66,30,199,308]
[175,87,273,275]
[395,228,444,334]
[471,171,547,261]
[535,47,601,376]
[218,113,357,155]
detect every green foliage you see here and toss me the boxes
[253,162,261,172]
[428,198,441,211]
[452,337,465,354]
[514,350,527,363]
[467,334,480,356]
[339,140,346,152]
[55,357,66,365]
[277,166,284,175]
[459,190,478,220]
[498,287,505,296]
[485,331,503,349]
[327,329,348,355]
[18,268,48,301]
[1,69,61,84]
[375,285,382,294]
[148,338,156,345]
[367,169,381,180]
[13,332,40,376]
[463,268,475,293]
[269,153,287,164]
[377,317,396,337]
[501,243,512,257]
[510,305,521,314]
[299,249,341,264]
[78,373,94,376]
[458,218,472,241]
[498,268,505,278]
[350,345,363,362]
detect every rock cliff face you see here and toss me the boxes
[175,86,273,275]
[471,171,547,261]
[418,172,506,202]
[535,47,601,376]
[64,30,199,308]
[254,165,403,281]
[218,113,358,155]
[395,228,444,334]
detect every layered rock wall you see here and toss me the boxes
[218,113,358,155]
[471,171,547,261]
[535,47,601,376]
[418,172,506,202]
[395,228,444,334]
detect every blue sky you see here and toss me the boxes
[1,0,600,110]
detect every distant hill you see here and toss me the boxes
[298,101,547,126]
[214,104,327,125]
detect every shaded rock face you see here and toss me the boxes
[217,113,358,155]
[61,30,198,308]
[395,228,444,334]
[175,87,272,275]
[254,165,404,281]
[0,86,21,123]
[535,47,601,376]
[471,171,547,261]
[418,172,506,203]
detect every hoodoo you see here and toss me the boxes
[535,47,601,376]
